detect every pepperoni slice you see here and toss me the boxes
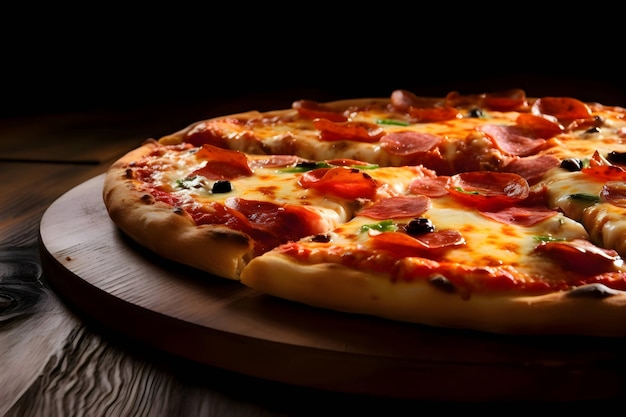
[481,89,528,111]
[408,106,461,122]
[358,195,431,220]
[223,197,329,255]
[313,118,385,143]
[298,167,378,200]
[478,124,546,157]
[370,230,465,257]
[184,119,235,148]
[582,151,626,181]
[502,154,561,185]
[479,206,557,226]
[531,97,592,122]
[534,239,621,276]
[408,176,450,197]
[191,144,253,180]
[379,131,442,155]
[292,100,348,122]
[248,155,301,169]
[390,89,443,111]
[515,113,563,139]
[446,171,530,209]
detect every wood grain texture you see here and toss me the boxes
[38,174,626,402]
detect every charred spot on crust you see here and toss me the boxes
[429,275,456,294]
[140,194,155,204]
[124,168,134,179]
[566,283,621,299]
[173,207,185,215]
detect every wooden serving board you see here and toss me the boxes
[39,175,626,401]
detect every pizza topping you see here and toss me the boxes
[298,166,379,200]
[514,113,564,138]
[607,151,626,165]
[360,219,397,233]
[479,206,558,226]
[183,120,231,148]
[560,157,585,172]
[403,217,435,235]
[478,124,547,157]
[222,197,330,255]
[211,180,232,194]
[408,176,449,197]
[531,96,592,125]
[313,118,385,142]
[191,144,253,180]
[369,230,465,257]
[582,150,626,181]
[292,99,348,122]
[502,154,561,184]
[408,106,462,123]
[534,238,622,275]
[379,131,442,155]
[390,89,442,111]
[248,155,302,169]
[358,195,431,219]
[446,172,530,209]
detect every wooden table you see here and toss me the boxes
[2,89,626,416]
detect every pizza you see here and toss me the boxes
[102,88,626,337]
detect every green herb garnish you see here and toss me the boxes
[454,187,480,195]
[175,176,199,189]
[281,162,333,173]
[376,119,410,126]
[533,236,567,243]
[360,219,397,233]
[567,193,600,203]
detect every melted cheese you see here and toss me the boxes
[307,195,591,280]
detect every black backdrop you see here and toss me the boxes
[3,10,625,117]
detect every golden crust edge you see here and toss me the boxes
[240,252,626,337]
[102,140,253,280]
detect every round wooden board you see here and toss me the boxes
[39,174,626,401]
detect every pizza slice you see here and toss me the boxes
[102,140,433,280]
[240,170,626,336]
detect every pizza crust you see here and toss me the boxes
[102,140,253,280]
[241,252,626,337]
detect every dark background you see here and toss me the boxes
[3,9,625,118]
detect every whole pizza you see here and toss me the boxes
[102,88,626,337]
